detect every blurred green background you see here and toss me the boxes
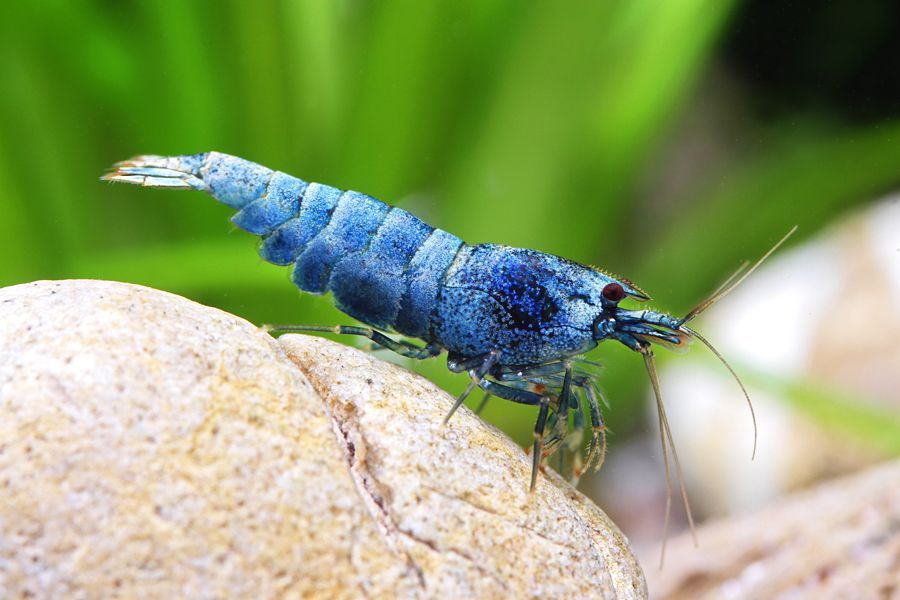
[2,1,899,473]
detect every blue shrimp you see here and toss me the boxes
[103,152,794,548]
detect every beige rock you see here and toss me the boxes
[645,459,900,599]
[0,280,645,599]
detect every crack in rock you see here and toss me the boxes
[291,360,517,595]
[321,397,519,594]
[326,398,427,590]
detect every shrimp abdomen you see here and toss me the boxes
[104,152,464,336]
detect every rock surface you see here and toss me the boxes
[0,280,646,599]
[645,459,900,599]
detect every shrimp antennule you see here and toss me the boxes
[676,226,798,327]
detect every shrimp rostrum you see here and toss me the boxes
[103,152,793,514]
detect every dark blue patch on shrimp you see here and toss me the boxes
[103,152,795,549]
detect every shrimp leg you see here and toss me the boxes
[264,324,441,360]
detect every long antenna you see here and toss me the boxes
[677,226,798,327]
[707,260,750,300]
[683,325,758,460]
[643,351,697,569]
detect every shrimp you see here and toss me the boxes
[103,151,794,561]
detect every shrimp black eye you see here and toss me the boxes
[602,282,625,303]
